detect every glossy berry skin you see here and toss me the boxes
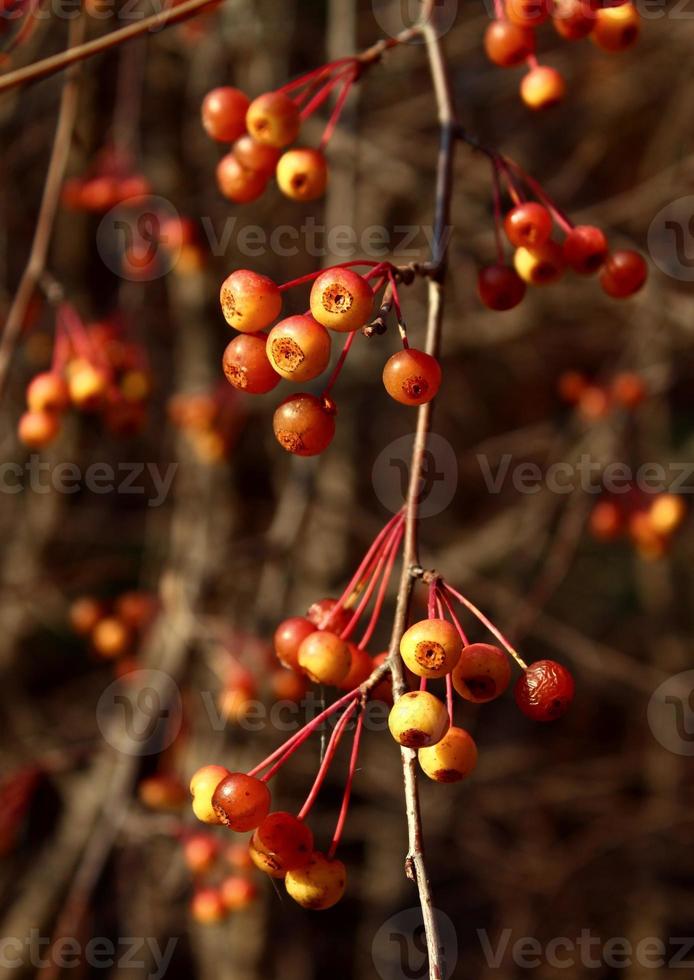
[183,834,219,875]
[273,393,336,456]
[220,269,282,332]
[220,876,258,911]
[504,203,553,249]
[309,268,374,333]
[452,643,511,703]
[233,135,281,176]
[477,264,526,311]
[599,250,647,298]
[520,66,566,110]
[562,225,609,274]
[338,645,374,690]
[400,618,462,679]
[515,659,575,721]
[591,2,639,50]
[266,315,331,382]
[306,598,353,633]
[249,811,313,877]
[91,616,130,659]
[246,91,301,148]
[276,148,328,202]
[18,410,60,448]
[285,852,346,910]
[27,372,70,413]
[222,333,281,394]
[212,772,271,832]
[506,0,550,27]
[552,0,595,39]
[514,241,565,285]
[201,87,250,142]
[418,726,478,782]
[216,153,268,203]
[297,630,351,686]
[190,765,231,824]
[190,888,227,924]
[388,690,450,748]
[382,349,442,407]
[483,20,535,66]
[274,616,317,671]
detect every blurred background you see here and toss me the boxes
[1,0,693,977]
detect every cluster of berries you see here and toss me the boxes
[214,641,308,725]
[61,149,151,213]
[202,57,362,204]
[18,308,152,448]
[484,0,641,109]
[589,492,686,560]
[184,836,258,924]
[477,167,648,312]
[219,263,441,457]
[167,386,243,463]
[189,514,574,909]
[558,369,647,419]
[69,591,158,672]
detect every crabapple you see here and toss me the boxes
[276,148,328,202]
[552,0,596,38]
[190,888,227,924]
[515,659,575,721]
[69,596,105,636]
[338,645,374,690]
[216,153,268,203]
[504,203,553,249]
[483,20,535,66]
[274,617,317,672]
[233,135,281,175]
[399,619,462,679]
[249,812,313,877]
[557,370,587,404]
[591,1,639,50]
[266,315,331,382]
[382,349,442,407]
[183,834,219,875]
[18,410,60,448]
[506,0,550,28]
[514,240,565,285]
[451,643,511,703]
[297,630,351,685]
[611,372,646,409]
[477,264,526,311]
[201,87,250,142]
[418,726,478,782]
[246,91,301,148]
[285,852,347,910]
[388,690,450,748]
[649,494,685,536]
[91,616,130,659]
[212,772,271,831]
[66,359,108,411]
[190,764,230,824]
[306,598,353,633]
[273,393,336,456]
[223,333,281,394]
[138,774,187,810]
[599,250,647,298]
[219,270,282,332]
[270,668,308,702]
[309,268,374,333]
[220,876,258,911]
[520,66,566,110]
[26,372,70,413]
[562,225,609,274]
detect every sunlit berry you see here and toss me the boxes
[216,153,268,203]
[338,645,374,690]
[589,499,623,541]
[220,876,258,911]
[611,372,646,409]
[274,617,317,671]
[557,370,587,404]
[506,0,550,26]
[246,91,301,148]
[514,240,565,285]
[306,598,353,633]
[79,175,120,212]
[138,774,187,810]
[477,264,526,311]
[483,20,535,66]
[266,315,331,382]
[273,393,336,456]
[309,268,374,333]
[249,811,313,877]
[515,659,575,721]
[599,250,647,298]
[520,65,566,110]
[115,591,158,632]
[649,494,686,536]
[91,616,130,659]
[233,135,281,175]
[222,333,281,394]
[183,834,219,875]
[270,668,308,702]
[591,1,639,50]
[220,269,282,332]
[563,225,609,274]
[451,643,511,703]
[69,596,105,636]
[418,726,478,782]
[382,349,442,407]
[67,359,108,411]
[18,410,60,448]
[190,764,230,824]
[388,690,450,748]
[26,372,70,413]
[504,203,553,249]
[190,888,227,924]
[212,772,271,832]
[297,630,351,685]
[201,87,250,142]
[277,148,328,202]
[285,852,346,910]
[552,0,595,38]
[399,619,462,679]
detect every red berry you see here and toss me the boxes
[382,349,442,406]
[563,225,609,274]
[306,598,353,633]
[557,370,587,404]
[249,811,313,877]
[274,616,317,671]
[273,393,336,457]
[183,834,219,874]
[222,332,281,394]
[589,499,623,541]
[483,20,535,66]
[591,1,640,50]
[552,0,596,38]
[477,264,526,311]
[611,372,646,409]
[514,240,565,285]
[297,630,352,686]
[506,0,551,27]
[309,268,374,333]
[520,66,566,110]
[599,250,647,298]
[276,148,328,202]
[514,659,575,721]
[451,643,511,703]
[233,135,281,175]
[246,91,301,148]
[504,203,553,249]
[212,772,271,832]
[201,87,250,142]
[18,409,60,448]
[266,315,331,382]
[220,876,257,911]
[338,644,374,690]
[26,371,70,413]
[216,153,268,203]
[220,270,282,332]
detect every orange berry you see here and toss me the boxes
[297,630,352,686]
[273,393,336,457]
[399,619,462,679]
[483,19,535,66]
[418,726,478,782]
[451,643,511,703]
[337,645,374,690]
[249,811,313,877]
[190,887,227,924]
[506,0,551,27]
[211,772,271,832]
[285,852,346,910]
[183,834,219,875]
[266,315,331,382]
[649,494,686,536]
[216,153,268,203]
[69,596,105,636]
[309,268,374,333]
[220,875,258,911]
[233,135,281,175]
[552,0,595,39]
[589,499,623,541]
[26,372,69,413]
[67,359,109,411]
[138,774,187,810]
[557,370,587,404]
[219,269,282,332]
[18,409,60,448]
[222,332,281,394]
[611,372,646,409]
[388,690,450,748]
[382,349,442,407]
[520,66,566,110]
[276,148,328,201]
[591,1,640,51]
[246,91,301,148]
[201,87,250,142]
[91,616,131,659]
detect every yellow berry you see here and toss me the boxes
[189,764,230,824]
[388,690,450,748]
[418,726,478,782]
[399,618,462,679]
[285,851,346,909]
[297,630,352,686]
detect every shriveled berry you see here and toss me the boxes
[276,148,328,202]
[515,659,575,721]
[309,268,374,333]
[220,270,282,332]
[520,65,566,110]
[514,240,565,285]
[599,250,647,298]
[273,393,336,457]
[484,20,535,66]
[297,630,351,685]
[201,87,250,142]
[249,811,313,877]
[222,333,281,394]
[400,619,462,679]
[388,690,450,748]
[382,349,442,406]
[418,726,478,782]
[274,616,317,671]
[451,643,511,703]
[285,852,346,909]
[190,764,231,824]
[563,225,609,274]
[216,153,268,203]
[591,1,639,50]
[267,315,331,382]
[477,264,526,311]
[504,203,553,249]
[212,772,271,831]
[246,91,301,148]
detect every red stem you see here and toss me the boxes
[503,157,574,233]
[437,588,470,646]
[357,522,404,650]
[321,329,357,398]
[278,58,357,95]
[319,70,357,149]
[298,701,358,820]
[489,158,506,265]
[446,672,454,720]
[300,68,354,122]
[327,709,364,859]
[441,582,527,669]
[340,519,405,642]
[278,260,381,293]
